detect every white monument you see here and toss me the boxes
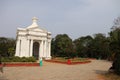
[15,17,52,60]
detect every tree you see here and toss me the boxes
[111,17,120,30]
[109,28,120,75]
[54,34,74,57]
[8,47,15,57]
[74,34,110,59]
[73,35,93,58]
[51,38,55,57]
[92,33,110,59]
[0,37,15,57]
[109,17,120,75]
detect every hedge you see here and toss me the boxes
[1,56,36,62]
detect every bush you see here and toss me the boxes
[21,57,27,62]
[1,56,36,62]
[27,57,36,62]
[1,57,10,62]
[12,56,21,62]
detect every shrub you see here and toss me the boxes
[26,57,36,62]
[1,57,10,62]
[21,57,27,62]
[12,56,21,62]
[1,56,36,62]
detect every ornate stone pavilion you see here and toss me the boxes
[15,17,52,60]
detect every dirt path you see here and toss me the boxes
[0,60,111,80]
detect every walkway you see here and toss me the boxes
[0,60,112,80]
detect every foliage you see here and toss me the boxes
[53,34,75,58]
[73,34,110,59]
[109,17,120,75]
[1,56,36,62]
[93,33,110,59]
[0,37,15,57]
[52,33,110,59]
[73,35,93,58]
[51,38,55,57]
[109,28,120,54]
[8,47,15,57]
[109,28,120,75]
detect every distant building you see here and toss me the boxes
[15,17,51,60]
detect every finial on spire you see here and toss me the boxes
[32,17,38,23]
[27,17,39,29]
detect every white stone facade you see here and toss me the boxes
[15,17,52,60]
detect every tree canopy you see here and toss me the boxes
[109,17,120,75]
[52,34,74,57]
[0,37,15,57]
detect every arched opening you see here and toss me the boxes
[33,42,39,60]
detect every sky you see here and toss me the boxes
[0,0,120,40]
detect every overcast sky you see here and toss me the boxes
[0,0,120,40]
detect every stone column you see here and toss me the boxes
[45,41,48,58]
[43,41,45,57]
[30,39,33,56]
[48,42,51,57]
[15,39,20,56]
[28,39,30,56]
[40,40,43,58]
[44,40,47,57]
[45,41,51,60]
